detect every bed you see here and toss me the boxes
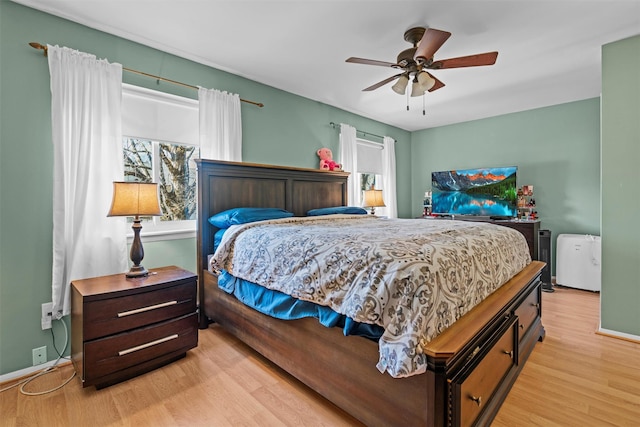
[196,159,545,427]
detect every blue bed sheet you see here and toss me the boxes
[217,270,383,341]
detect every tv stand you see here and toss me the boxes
[424,217,540,260]
[489,219,540,260]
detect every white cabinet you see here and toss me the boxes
[556,234,601,291]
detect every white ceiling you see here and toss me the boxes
[14,0,640,131]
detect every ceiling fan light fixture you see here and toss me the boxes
[410,77,426,97]
[417,71,436,91]
[391,74,409,95]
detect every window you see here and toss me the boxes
[122,84,199,240]
[356,138,385,214]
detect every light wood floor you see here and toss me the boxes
[2,286,639,426]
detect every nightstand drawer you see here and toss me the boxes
[83,282,196,340]
[83,312,197,382]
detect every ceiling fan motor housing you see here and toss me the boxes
[397,48,419,70]
[399,27,426,69]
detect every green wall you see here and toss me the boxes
[410,98,602,273]
[601,35,640,336]
[141,238,197,273]
[0,1,410,375]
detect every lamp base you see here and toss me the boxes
[126,265,149,278]
[127,218,148,278]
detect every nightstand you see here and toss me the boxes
[71,265,198,389]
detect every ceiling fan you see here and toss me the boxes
[346,27,498,97]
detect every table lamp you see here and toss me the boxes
[108,182,162,277]
[362,186,386,215]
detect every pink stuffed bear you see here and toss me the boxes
[317,148,342,171]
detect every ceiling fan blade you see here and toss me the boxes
[426,72,445,92]
[362,74,403,91]
[346,57,399,68]
[430,51,498,69]
[414,28,452,63]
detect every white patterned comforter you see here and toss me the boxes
[211,215,531,378]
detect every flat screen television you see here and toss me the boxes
[431,166,518,218]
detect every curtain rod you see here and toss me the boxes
[29,42,264,108]
[329,122,395,142]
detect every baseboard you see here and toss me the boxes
[597,327,640,344]
[0,360,71,386]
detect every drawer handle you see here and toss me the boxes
[466,345,481,363]
[503,350,513,358]
[117,300,178,317]
[520,324,525,329]
[118,334,179,356]
[470,395,482,407]
[531,302,540,308]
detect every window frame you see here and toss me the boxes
[355,137,385,215]
[121,84,199,242]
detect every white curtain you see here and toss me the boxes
[381,136,398,218]
[198,87,242,160]
[48,45,128,318]
[339,123,359,206]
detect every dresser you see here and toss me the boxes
[422,217,540,260]
[71,266,198,389]
[491,219,540,260]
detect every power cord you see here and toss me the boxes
[0,317,76,395]
[50,321,71,361]
[586,234,601,266]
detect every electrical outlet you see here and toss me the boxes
[41,302,53,330]
[32,346,47,366]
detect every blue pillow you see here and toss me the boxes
[208,207,294,228]
[213,228,227,251]
[307,206,368,216]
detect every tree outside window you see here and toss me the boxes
[360,173,377,192]
[123,137,196,222]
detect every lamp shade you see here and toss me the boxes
[108,182,162,217]
[362,188,386,208]
[391,74,409,95]
[410,80,426,97]
[417,71,436,91]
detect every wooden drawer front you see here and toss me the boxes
[457,321,516,427]
[515,286,540,344]
[83,282,196,340]
[83,313,197,382]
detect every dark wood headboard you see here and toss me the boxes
[195,159,350,323]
